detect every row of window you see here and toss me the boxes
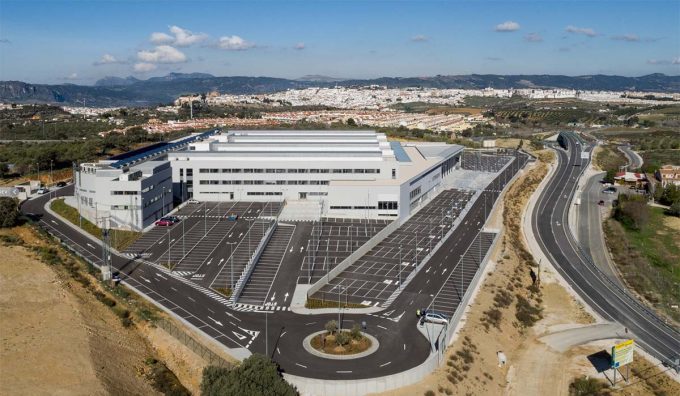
[197,168,381,175]
[378,201,399,210]
[112,190,139,195]
[198,180,330,186]
[409,186,422,200]
[330,206,378,210]
[246,192,283,196]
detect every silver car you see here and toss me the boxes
[423,312,448,325]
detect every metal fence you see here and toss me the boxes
[156,318,233,368]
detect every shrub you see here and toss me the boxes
[350,324,362,340]
[425,391,435,396]
[200,355,297,396]
[324,320,338,334]
[568,375,610,396]
[613,194,649,230]
[335,331,349,346]
[0,197,19,228]
[515,295,543,327]
[483,308,503,329]
[493,289,514,308]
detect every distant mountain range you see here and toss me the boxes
[1,73,678,107]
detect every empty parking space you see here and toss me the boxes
[460,152,513,173]
[313,189,475,306]
[429,232,496,317]
[299,219,391,284]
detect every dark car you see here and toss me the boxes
[161,216,180,223]
[598,200,605,206]
[56,181,67,187]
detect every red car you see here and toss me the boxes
[155,219,174,226]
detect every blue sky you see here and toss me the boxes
[1,0,679,84]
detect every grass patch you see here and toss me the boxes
[214,287,232,298]
[568,375,610,396]
[593,144,627,172]
[604,206,680,322]
[51,198,140,251]
[144,357,191,396]
[305,298,367,309]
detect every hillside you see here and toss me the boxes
[1,73,679,107]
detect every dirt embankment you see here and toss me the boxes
[0,226,213,395]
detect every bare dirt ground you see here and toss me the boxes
[0,225,224,396]
[376,143,678,396]
[0,244,106,396]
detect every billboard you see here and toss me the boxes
[611,339,634,368]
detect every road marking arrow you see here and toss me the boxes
[208,316,223,326]
[140,276,151,284]
[283,292,289,302]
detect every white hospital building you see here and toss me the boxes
[169,130,462,219]
[74,129,463,229]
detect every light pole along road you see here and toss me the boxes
[531,131,680,370]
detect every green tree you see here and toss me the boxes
[200,355,298,396]
[324,320,338,334]
[346,118,357,127]
[0,197,19,228]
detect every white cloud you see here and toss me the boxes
[565,25,597,37]
[411,34,429,42]
[65,73,78,80]
[150,26,207,46]
[524,33,543,42]
[495,21,520,32]
[611,34,640,42]
[218,35,255,50]
[646,59,670,65]
[94,53,125,65]
[169,25,208,47]
[294,42,305,50]
[150,32,174,45]
[133,62,157,72]
[137,45,187,63]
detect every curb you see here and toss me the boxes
[302,331,379,360]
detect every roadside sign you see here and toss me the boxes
[611,339,634,368]
[580,151,590,160]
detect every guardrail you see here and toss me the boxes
[229,220,277,304]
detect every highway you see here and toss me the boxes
[532,132,679,369]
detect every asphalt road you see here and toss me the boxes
[532,132,680,369]
[21,152,529,380]
[618,144,644,170]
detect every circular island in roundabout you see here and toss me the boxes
[302,320,380,360]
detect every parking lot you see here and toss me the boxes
[123,201,282,286]
[313,189,475,306]
[461,152,513,173]
[429,232,497,317]
[299,218,392,284]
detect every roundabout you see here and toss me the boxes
[302,329,379,360]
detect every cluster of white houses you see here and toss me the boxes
[74,129,463,230]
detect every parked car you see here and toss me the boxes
[226,214,239,221]
[187,198,200,204]
[161,216,180,223]
[421,312,448,325]
[36,187,49,194]
[155,219,174,226]
[56,181,67,187]
[602,187,616,194]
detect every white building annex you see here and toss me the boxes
[169,130,463,219]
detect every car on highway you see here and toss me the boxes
[226,214,239,221]
[36,187,49,194]
[154,219,174,226]
[187,198,200,204]
[56,181,67,187]
[420,312,448,325]
[161,216,180,223]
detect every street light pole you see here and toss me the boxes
[399,245,402,289]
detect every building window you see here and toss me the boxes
[410,187,422,200]
[187,169,193,176]
[392,168,396,179]
[378,201,398,210]
[180,168,184,177]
